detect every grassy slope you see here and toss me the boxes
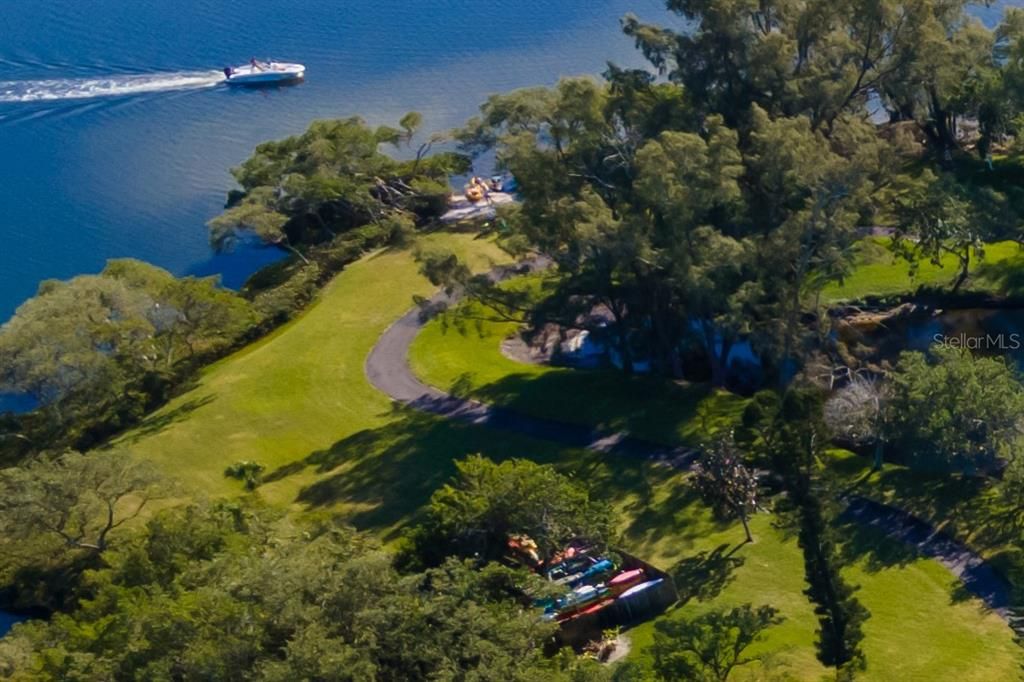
[115,237,824,674]
[822,238,1024,304]
[625,515,1020,682]
[115,233,511,510]
[409,289,1023,678]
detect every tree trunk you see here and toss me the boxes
[283,242,310,265]
[779,285,801,388]
[951,248,970,293]
[928,87,957,154]
[739,511,753,544]
[608,302,634,375]
[617,332,634,375]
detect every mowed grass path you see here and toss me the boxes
[409,285,1024,679]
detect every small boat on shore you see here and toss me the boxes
[223,61,305,85]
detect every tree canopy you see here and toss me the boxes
[0,451,165,558]
[456,75,889,382]
[646,604,782,682]
[208,115,470,260]
[0,261,253,446]
[623,0,1024,151]
[407,455,615,567]
[444,1,1024,386]
[884,346,1024,470]
[0,503,609,682]
[692,436,762,543]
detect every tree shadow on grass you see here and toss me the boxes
[840,454,994,546]
[835,518,921,573]
[671,543,746,605]
[114,394,216,446]
[974,255,1024,298]
[464,369,743,447]
[263,404,687,545]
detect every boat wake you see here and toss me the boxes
[0,70,225,103]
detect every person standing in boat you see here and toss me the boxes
[250,57,263,71]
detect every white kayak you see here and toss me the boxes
[224,62,305,85]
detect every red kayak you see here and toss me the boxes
[608,568,645,594]
[560,598,614,622]
[609,568,644,585]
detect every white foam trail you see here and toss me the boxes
[0,70,225,103]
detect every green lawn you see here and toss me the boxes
[114,233,512,512]
[113,233,1023,679]
[822,238,1024,304]
[106,234,826,674]
[625,512,1022,681]
[621,473,1021,681]
[846,533,1021,682]
[620,499,828,680]
[410,279,747,446]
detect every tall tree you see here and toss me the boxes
[622,0,989,151]
[0,261,252,439]
[456,68,888,385]
[102,259,254,367]
[692,435,761,543]
[0,504,581,682]
[0,274,149,420]
[797,491,870,671]
[890,171,983,292]
[884,347,1024,470]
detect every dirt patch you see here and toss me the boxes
[498,323,573,365]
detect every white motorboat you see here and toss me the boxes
[223,61,305,85]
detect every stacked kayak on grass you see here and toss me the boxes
[538,548,653,623]
[508,536,676,633]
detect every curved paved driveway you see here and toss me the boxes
[364,262,696,461]
[364,269,1017,625]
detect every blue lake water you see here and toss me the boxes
[0,0,666,325]
[0,610,25,638]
